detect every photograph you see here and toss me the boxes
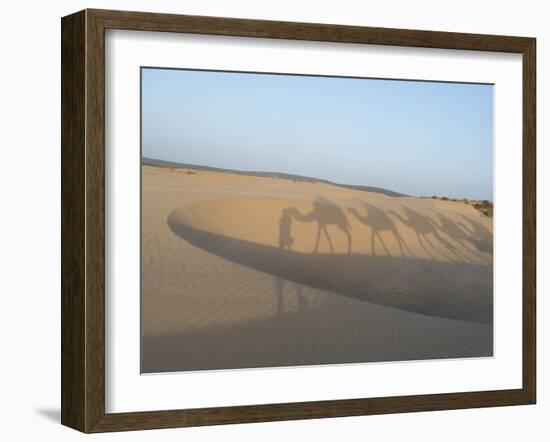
[140,67,494,374]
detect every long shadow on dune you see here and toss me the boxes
[167,215,493,324]
[141,302,493,373]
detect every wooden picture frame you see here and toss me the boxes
[61,8,536,433]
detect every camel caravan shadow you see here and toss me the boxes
[167,196,493,324]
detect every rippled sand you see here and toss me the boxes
[141,165,493,373]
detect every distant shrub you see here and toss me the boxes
[431,195,437,199]
[441,196,449,201]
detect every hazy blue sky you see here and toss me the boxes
[142,68,493,200]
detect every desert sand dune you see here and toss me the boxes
[141,165,493,373]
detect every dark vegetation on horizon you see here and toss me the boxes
[142,157,408,198]
[422,195,493,218]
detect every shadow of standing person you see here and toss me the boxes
[278,208,294,250]
[274,208,307,317]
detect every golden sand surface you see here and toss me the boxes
[141,165,493,373]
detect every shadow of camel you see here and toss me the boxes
[457,215,493,254]
[388,206,465,262]
[348,201,412,257]
[167,214,493,324]
[429,209,492,258]
[283,196,351,254]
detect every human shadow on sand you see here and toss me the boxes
[167,213,493,324]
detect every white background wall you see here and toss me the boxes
[0,0,546,440]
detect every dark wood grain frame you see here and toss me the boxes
[61,8,536,433]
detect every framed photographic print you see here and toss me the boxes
[61,9,536,433]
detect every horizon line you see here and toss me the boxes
[142,156,492,202]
